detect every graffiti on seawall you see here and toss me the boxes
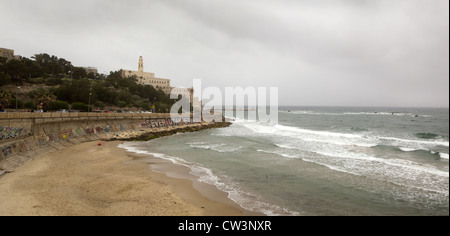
[0,126,23,140]
[84,124,124,134]
[1,144,15,160]
[48,130,74,142]
[141,118,194,128]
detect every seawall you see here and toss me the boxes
[0,112,228,174]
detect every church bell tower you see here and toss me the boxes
[138,56,144,73]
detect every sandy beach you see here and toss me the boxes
[0,141,249,216]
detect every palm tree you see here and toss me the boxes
[29,88,56,110]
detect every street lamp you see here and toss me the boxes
[88,93,92,113]
[153,97,156,113]
[16,87,20,111]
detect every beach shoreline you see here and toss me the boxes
[0,140,252,216]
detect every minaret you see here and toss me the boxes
[138,56,144,73]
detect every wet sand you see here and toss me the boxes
[0,141,249,216]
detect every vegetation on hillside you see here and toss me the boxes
[0,53,174,112]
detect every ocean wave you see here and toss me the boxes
[350,127,370,132]
[273,124,362,138]
[415,133,440,139]
[273,142,448,178]
[257,149,298,159]
[397,147,449,161]
[118,142,299,216]
[321,152,448,178]
[222,119,449,206]
[281,110,425,117]
[439,153,449,160]
[189,142,242,153]
[261,145,449,198]
[236,120,363,139]
[282,110,345,116]
[232,119,448,153]
[378,136,449,147]
[398,147,420,152]
[267,142,450,194]
[344,112,415,116]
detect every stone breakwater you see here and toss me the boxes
[0,112,230,174]
[112,122,231,142]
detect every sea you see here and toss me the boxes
[119,107,449,216]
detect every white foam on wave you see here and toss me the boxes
[399,147,420,152]
[239,121,365,140]
[239,121,380,149]
[274,142,449,178]
[257,149,297,159]
[274,124,361,138]
[233,118,449,153]
[282,110,424,117]
[263,145,449,197]
[257,148,361,176]
[379,136,449,147]
[189,142,242,153]
[344,112,416,117]
[118,142,299,216]
[440,153,449,160]
[118,143,152,155]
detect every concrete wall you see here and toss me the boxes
[0,113,194,171]
[0,112,171,140]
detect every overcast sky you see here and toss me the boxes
[1,0,448,107]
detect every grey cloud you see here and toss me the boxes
[0,0,448,107]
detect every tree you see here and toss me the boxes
[94,101,105,109]
[9,98,23,109]
[4,59,26,82]
[0,57,7,65]
[72,102,88,112]
[117,100,127,108]
[58,58,73,75]
[50,100,69,110]
[55,79,91,104]
[0,90,13,110]
[87,72,96,80]
[0,71,12,86]
[45,77,62,86]
[28,88,57,110]
[32,53,73,77]
[24,101,35,110]
[72,67,87,79]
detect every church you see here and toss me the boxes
[121,56,171,95]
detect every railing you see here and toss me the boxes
[0,112,171,120]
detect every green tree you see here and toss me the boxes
[4,59,26,82]
[55,79,91,104]
[32,53,73,77]
[72,67,87,79]
[87,72,96,80]
[94,101,105,109]
[45,77,62,86]
[72,102,88,112]
[0,90,13,109]
[9,98,23,109]
[0,71,12,86]
[21,57,42,78]
[50,100,69,110]
[0,57,7,65]
[28,88,56,110]
[117,101,127,108]
[24,101,36,110]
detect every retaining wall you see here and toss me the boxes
[0,112,195,171]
